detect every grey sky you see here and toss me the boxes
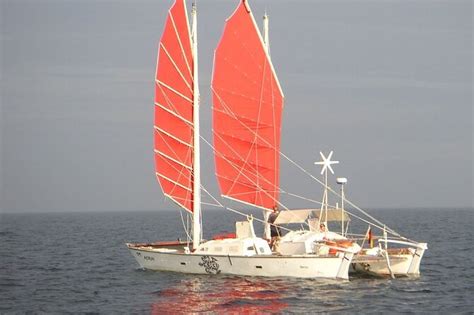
[1,0,472,213]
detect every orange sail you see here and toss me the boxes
[211,0,284,210]
[154,0,194,212]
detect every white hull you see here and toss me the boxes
[127,243,355,280]
[351,243,427,277]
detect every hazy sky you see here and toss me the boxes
[1,0,472,212]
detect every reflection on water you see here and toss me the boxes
[150,276,289,313]
[148,274,368,313]
[148,272,431,313]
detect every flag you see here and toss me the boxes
[368,227,374,248]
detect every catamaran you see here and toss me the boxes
[127,0,427,279]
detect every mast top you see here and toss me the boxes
[242,0,251,12]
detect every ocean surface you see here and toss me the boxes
[1,208,473,313]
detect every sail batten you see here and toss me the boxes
[216,174,278,192]
[156,80,193,104]
[155,102,194,126]
[212,0,284,210]
[155,0,194,213]
[213,107,275,128]
[154,149,193,171]
[215,132,275,149]
[159,43,193,92]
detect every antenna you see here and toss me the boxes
[337,177,347,236]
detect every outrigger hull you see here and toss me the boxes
[127,242,355,280]
[351,243,427,277]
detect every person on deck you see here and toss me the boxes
[319,223,326,232]
[268,206,281,249]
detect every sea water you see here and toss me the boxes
[1,209,472,313]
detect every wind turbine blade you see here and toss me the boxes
[320,165,326,175]
[328,164,335,174]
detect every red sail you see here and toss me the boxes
[154,0,194,212]
[211,0,284,210]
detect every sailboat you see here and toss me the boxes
[127,0,361,280]
[309,152,428,278]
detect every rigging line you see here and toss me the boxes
[214,87,402,237]
[212,91,281,195]
[211,118,319,224]
[218,132,401,239]
[213,102,264,198]
[155,87,194,178]
[187,211,191,248]
[254,51,269,204]
[200,202,223,208]
[202,133,287,211]
[200,184,293,233]
[155,82,193,128]
[197,185,222,208]
[212,115,333,211]
[226,206,292,233]
[155,51,193,115]
[278,151,404,238]
[280,191,325,206]
[179,207,192,242]
[200,136,317,227]
[155,63,195,193]
[246,2,284,96]
[212,126,278,196]
[160,43,193,93]
[155,149,192,171]
[155,131,193,208]
[155,130,192,181]
[212,86,279,158]
[155,102,194,126]
[215,97,385,229]
[155,125,192,148]
[213,69,401,238]
[163,192,192,214]
[168,5,193,82]
[202,134,328,229]
[345,234,369,238]
[271,72,278,204]
[344,210,413,242]
[156,80,193,104]
[344,209,394,236]
[235,35,264,74]
[157,172,192,192]
[225,141,258,198]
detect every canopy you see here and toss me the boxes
[273,209,350,225]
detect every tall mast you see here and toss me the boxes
[191,1,201,249]
[263,12,269,54]
[262,12,271,240]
